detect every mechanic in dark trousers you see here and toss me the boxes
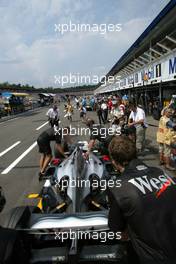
[108,135,176,264]
[37,126,68,178]
[96,102,104,125]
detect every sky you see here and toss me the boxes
[0,0,171,88]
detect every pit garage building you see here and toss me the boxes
[95,0,176,111]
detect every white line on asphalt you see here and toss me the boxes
[0,117,20,124]
[1,141,37,174]
[36,121,48,130]
[0,141,21,158]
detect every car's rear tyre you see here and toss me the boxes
[2,206,41,229]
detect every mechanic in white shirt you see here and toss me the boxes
[46,105,60,127]
[74,96,79,109]
[128,102,147,153]
[101,101,107,110]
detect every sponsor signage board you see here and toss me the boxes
[121,51,176,89]
[99,50,176,93]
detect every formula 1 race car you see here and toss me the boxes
[1,142,138,264]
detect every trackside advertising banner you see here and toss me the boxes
[120,50,176,89]
[99,50,176,92]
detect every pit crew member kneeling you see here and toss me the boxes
[84,118,118,158]
[108,135,176,264]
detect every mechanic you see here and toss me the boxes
[55,126,74,157]
[46,105,60,127]
[108,135,176,264]
[84,118,116,158]
[37,125,68,178]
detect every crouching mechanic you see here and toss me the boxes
[84,118,117,158]
[108,136,176,264]
[37,126,69,178]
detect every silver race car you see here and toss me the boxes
[1,143,132,264]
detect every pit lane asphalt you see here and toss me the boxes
[0,103,95,217]
[0,103,175,221]
[0,107,49,215]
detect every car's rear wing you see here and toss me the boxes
[29,211,108,233]
[3,206,109,233]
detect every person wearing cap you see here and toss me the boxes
[46,105,60,127]
[157,107,176,171]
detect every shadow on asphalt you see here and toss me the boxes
[32,119,47,122]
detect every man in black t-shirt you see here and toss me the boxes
[108,136,176,264]
[37,126,68,177]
